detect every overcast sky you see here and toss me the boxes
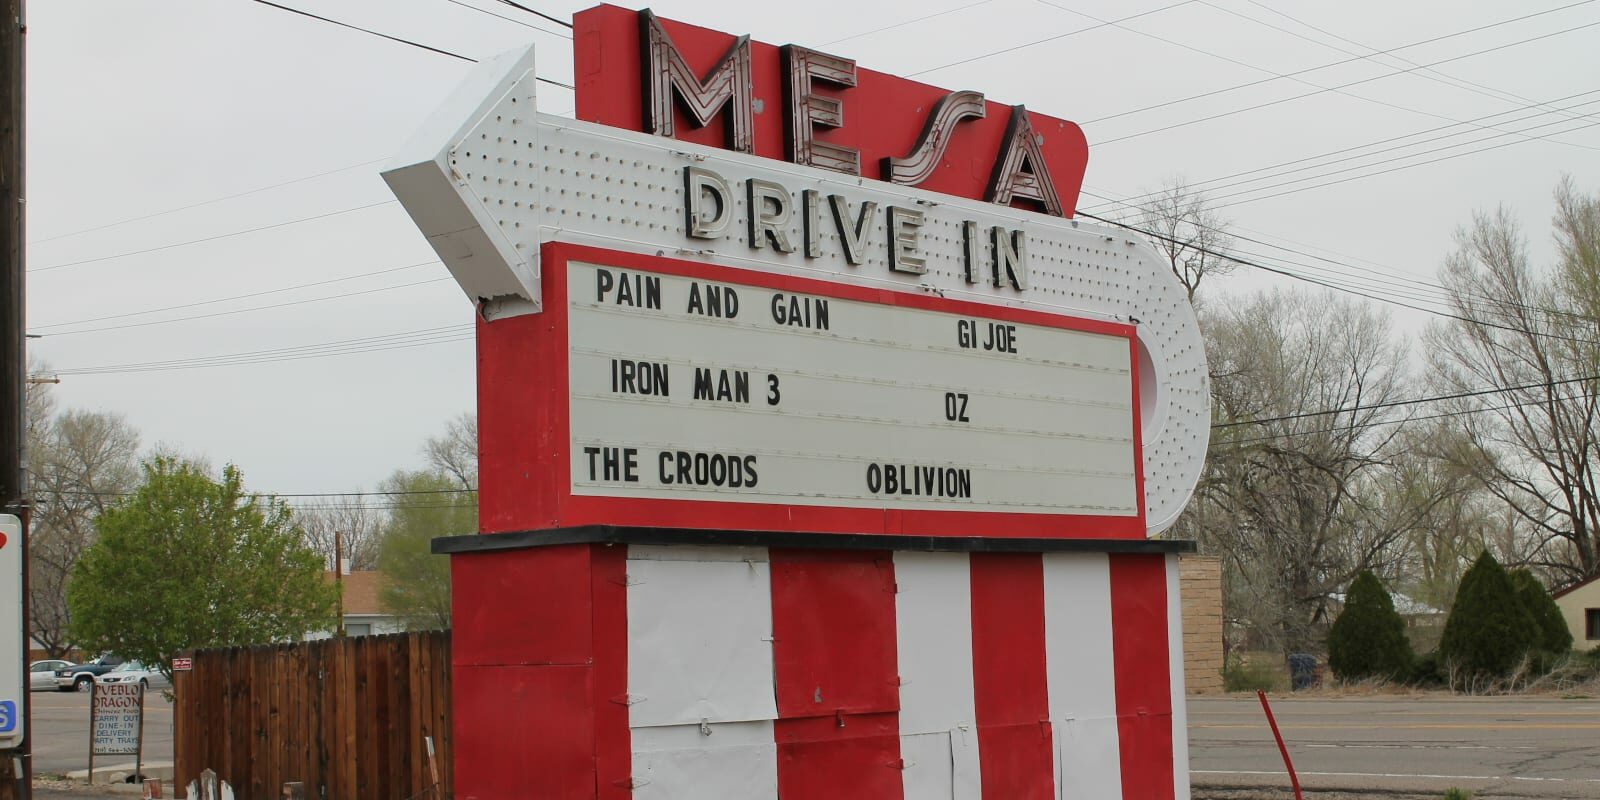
[22,0,1600,503]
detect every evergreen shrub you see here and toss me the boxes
[1327,571,1413,681]
[1440,552,1538,685]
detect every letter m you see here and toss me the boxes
[640,10,754,153]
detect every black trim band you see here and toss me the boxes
[432,525,1196,555]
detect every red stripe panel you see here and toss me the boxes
[452,665,593,800]
[450,545,593,667]
[770,549,903,798]
[450,545,609,799]
[969,553,1054,799]
[1109,554,1175,800]
[590,544,631,798]
[774,713,904,799]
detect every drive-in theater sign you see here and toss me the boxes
[386,5,1208,798]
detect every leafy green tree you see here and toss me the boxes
[1327,571,1413,681]
[1439,551,1537,684]
[376,469,472,630]
[67,457,337,680]
[1509,568,1574,654]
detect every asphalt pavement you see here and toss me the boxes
[1189,694,1600,798]
[24,686,174,778]
[18,687,1600,798]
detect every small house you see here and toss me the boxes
[1553,573,1600,649]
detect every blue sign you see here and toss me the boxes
[0,700,16,733]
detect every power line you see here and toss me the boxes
[1083,0,1597,126]
[245,0,575,89]
[490,0,573,29]
[51,486,473,499]
[27,159,386,246]
[1088,88,1600,212]
[51,324,473,376]
[1077,210,1600,347]
[907,0,1196,77]
[1093,15,1600,146]
[822,0,998,47]
[247,0,475,62]
[1212,373,1600,429]
[1186,111,1600,209]
[36,276,453,337]
[441,0,571,38]
[27,200,397,273]
[1082,187,1600,333]
[1206,0,1599,126]
[1219,397,1541,447]
[1207,116,1600,211]
[29,261,440,330]
[1033,0,1600,153]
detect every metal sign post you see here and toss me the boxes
[0,515,23,790]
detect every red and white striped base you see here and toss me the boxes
[450,544,1188,799]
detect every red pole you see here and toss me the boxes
[1256,689,1303,800]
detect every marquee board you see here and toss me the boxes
[384,8,1209,538]
[509,244,1143,538]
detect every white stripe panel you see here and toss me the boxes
[893,551,981,799]
[626,546,779,797]
[626,547,777,727]
[631,721,778,799]
[1167,555,1192,800]
[1042,553,1123,799]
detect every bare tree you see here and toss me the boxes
[375,413,478,630]
[1425,178,1600,586]
[1131,176,1237,302]
[25,355,55,464]
[296,499,382,572]
[425,412,477,491]
[1189,290,1425,654]
[27,408,141,656]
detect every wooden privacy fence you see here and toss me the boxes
[173,631,452,800]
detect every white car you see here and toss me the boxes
[94,661,170,691]
[28,660,71,691]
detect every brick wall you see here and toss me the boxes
[1179,555,1224,694]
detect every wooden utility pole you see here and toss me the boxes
[0,1,27,797]
[334,530,344,636]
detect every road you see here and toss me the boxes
[21,688,1600,797]
[1189,694,1600,797]
[26,686,174,777]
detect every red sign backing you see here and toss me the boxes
[573,4,1089,216]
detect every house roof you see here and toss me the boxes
[1553,571,1600,600]
[325,570,385,616]
[1329,591,1443,616]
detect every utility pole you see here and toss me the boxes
[334,530,344,636]
[0,0,28,797]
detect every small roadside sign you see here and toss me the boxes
[89,681,144,783]
[171,657,192,672]
[1,513,23,749]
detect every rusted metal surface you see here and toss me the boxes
[781,45,859,175]
[987,105,1065,217]
[641,9,754,154]
[884,90,987,187]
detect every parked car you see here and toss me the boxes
[54,655,124,692]
[95,661,170,691]
[28,660,71,691]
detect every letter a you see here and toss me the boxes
[986,105,1064,217]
